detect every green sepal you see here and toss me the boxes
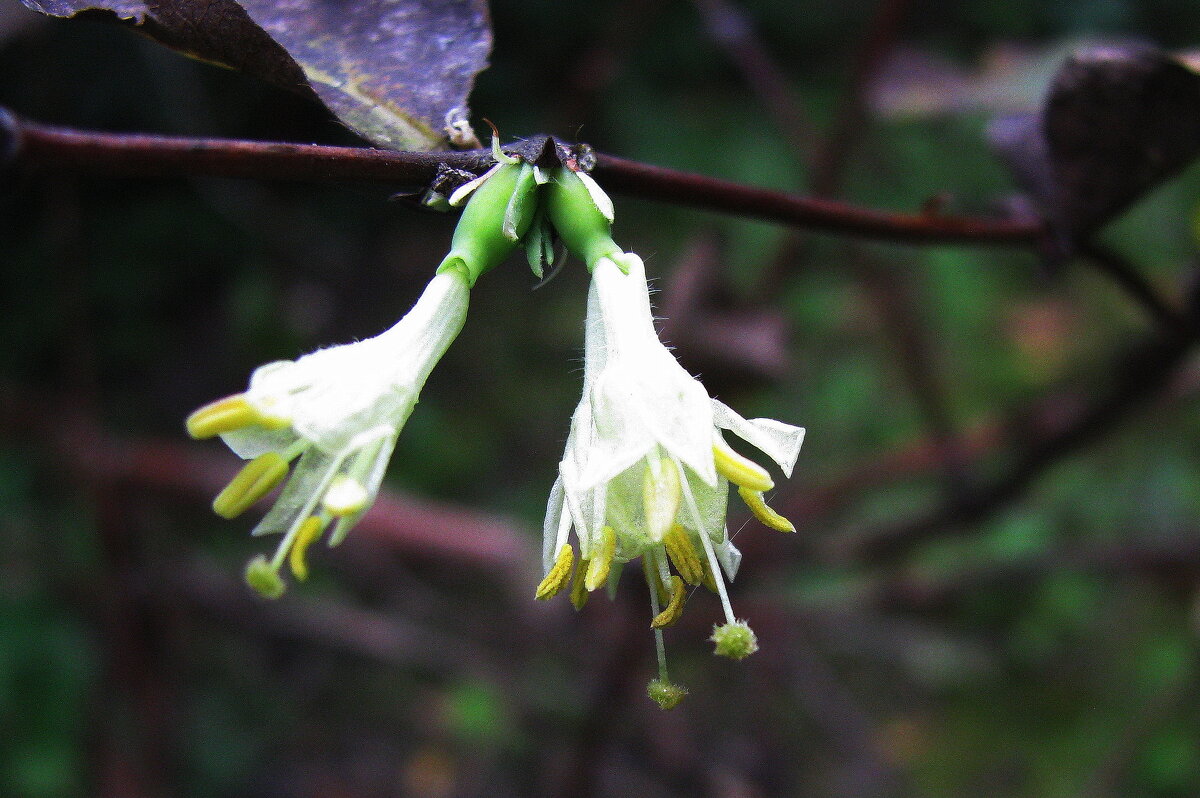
[545,167,623,272]
[437,161,539,286]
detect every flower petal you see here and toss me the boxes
[250,446,348,537]
[711,399,805,477]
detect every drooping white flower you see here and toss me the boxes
[537,252,805,692]
[187,268,470,596]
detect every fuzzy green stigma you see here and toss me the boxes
[646,678,688,710]
[711,620,759,660]
[245,554,286,599]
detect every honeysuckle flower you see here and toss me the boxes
[187,267,470,597]
[537,252,805,707]
[186,131,543,597]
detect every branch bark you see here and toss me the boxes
[2,107,1047,246]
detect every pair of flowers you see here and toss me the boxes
[186,141,805,708]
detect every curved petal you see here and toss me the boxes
[711,399,805,477]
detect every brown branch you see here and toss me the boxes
[593,151,1045,245]
[2,106,1048,246]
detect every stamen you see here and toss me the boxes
[288,516,328,581]
[535,544,574,600]
[737,487,796,532]
[186,395,287,439]
[651,575,686,629]
[662,524,704,585]
[212,452,289,519]
[322,475,369,516]
[570,559,590,610]
[585,526,616,591]
[642,456,682,542]
[712,437,774,492]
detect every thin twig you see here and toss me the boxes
[1,107,1047,246]
[1078,240,1187,333]
[809,0,916,197]
[833,311,1199,565]
[692,0,819,160]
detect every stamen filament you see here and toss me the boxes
[697,526,736,624]
[647,570,670,681]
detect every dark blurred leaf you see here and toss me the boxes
[19,0,492,151]
[991,44,1200,239]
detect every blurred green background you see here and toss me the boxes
[3,1,1200,796]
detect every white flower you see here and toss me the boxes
[537,253,805,678]
[187,268,470,596]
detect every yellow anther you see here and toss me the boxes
[212,452,289,519]
[570,560,590,610]
[585,526,617,591]
[186,395,256,439]
[322,475,369,516]
[186,394,288,439]
[738,487,796,533]
[662,525,705,585]
[535,544,574,600]
[288,516,327,581]
[713,438,774,492]
[642,457,682,542]
[651,575,686,629]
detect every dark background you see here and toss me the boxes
[3,0,1200,796]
